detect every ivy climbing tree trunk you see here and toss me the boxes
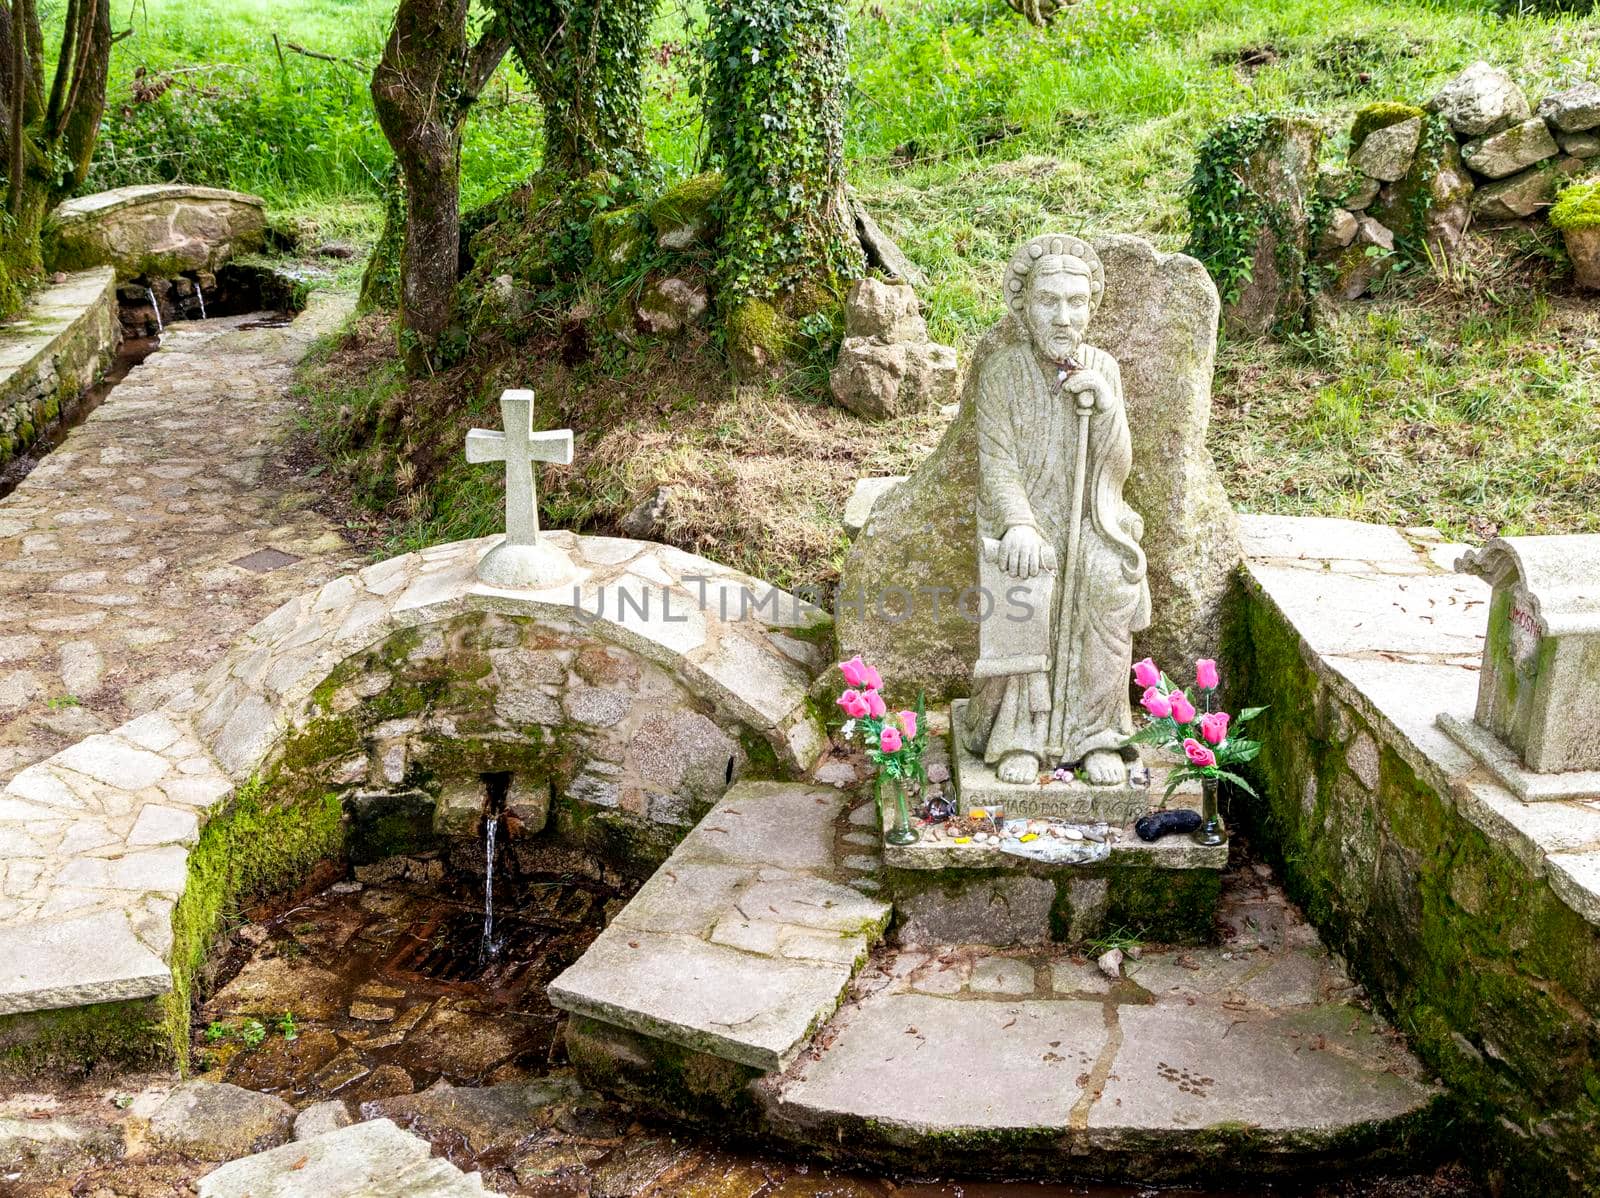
[0,0,114,317]
[489,0,657,183]
[704,0,864,375]
[370,0,508,375]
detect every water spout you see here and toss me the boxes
[195,282,207,320]
[481,811,501,961]
[144,287,164,336]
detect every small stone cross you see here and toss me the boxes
[465,390,577,588]
[466,390,573,548]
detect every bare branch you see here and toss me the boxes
[284,40,370,73]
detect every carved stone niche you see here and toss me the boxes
[1439,535,1600,800]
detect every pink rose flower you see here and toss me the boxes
[865,689,887,718]
[863,664,883,691]
[1183,738,1217,768]
[1169,690,1196,725]
[1132,657,1161,689]
[1200,711,1230,746]
[879,726,903,753]
[839,656,870,688]
[1140,686,1172,719]
[1196,658,1220,691]
[899,710,918,739]
[837,689,870,719]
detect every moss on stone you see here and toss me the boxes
[1104,865,1222,944]
[725,297,793,377]
[647,172,723,238]
[1551,178,1600,232]
[1350,102,1427,151]
[0,998,166,1079]
[162,784,346,1071]
[564,1015,762,1126]
[589,205,646,276]
[1225,578,1600,1192]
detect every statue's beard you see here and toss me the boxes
[1030,324,1082,363]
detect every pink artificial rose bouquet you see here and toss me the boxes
[1123,656,1264,798]
[834,656,927,786]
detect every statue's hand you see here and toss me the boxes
[1068,368,1117,413]
[1000,525,1049,579]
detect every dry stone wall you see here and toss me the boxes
[1321,65,1598,298]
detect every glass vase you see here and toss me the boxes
[883,774,920,846]
[1194,776,1227,846]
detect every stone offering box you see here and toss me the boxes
[881,705,1228,947]
[1440,535,1600,800]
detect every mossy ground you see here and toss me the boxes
[1551,178,1600,231]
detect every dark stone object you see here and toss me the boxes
[1134,809,1203,842]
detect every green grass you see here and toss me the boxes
[95,0,1600,574]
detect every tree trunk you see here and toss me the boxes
[0,0,113,317]
[371,0,508,374]
[704,0,863,304]
[490,0,656,183]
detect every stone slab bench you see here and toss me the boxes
[0,267,117,471]
[0,534,829,1020]
[1238,514,1600,927]
[46,185,267,279]
[549,781,892,1071]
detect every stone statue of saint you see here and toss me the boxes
[960,234,1152,786]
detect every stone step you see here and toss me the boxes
[197,1118,498,1197]
[767,941,1443,1181]
[548,781,892,1072]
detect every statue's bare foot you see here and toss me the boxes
[1083,749,1126,786]
[996,751,1040,784]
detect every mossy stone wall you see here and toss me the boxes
[1227,580,1600,1195]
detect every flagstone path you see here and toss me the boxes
[0,295,363,786]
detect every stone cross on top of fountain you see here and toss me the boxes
[465,389,579,589]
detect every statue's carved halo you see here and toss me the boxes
[1005,233,1104,315]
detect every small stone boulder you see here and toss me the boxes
[1429,61,1531,137]
[1331,216,1397,300]
[1462,118,1560,180]
[843,475,906,537]
[1317,208,1360,256]
[1350,117,1422,183]
[1472,157,1587,221]
[365,1078,580,1160]
[636,276,709,336]
[148,1080,296,1161]
[1370,138,1474,258]
[844,277,927,343]
[292,1100,353,1141]
[1558,131,1600,159]
[1537,83,1600,135]
[830,338,959,421]
[619,485,675,539]
[0,1115,123,1179]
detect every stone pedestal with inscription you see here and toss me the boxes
[880,709,1227,948]
[1439,535,1600,800]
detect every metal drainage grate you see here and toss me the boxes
[232,547,303,574]
[382,909,549,987]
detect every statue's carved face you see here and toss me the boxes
[1023,259,1092,363]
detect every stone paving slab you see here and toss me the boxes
[548,782,892,1072]
[768,932,1438,1170]
[196,1118,498,1197]
[1239,514,1600,936]
[0,296,366,785]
